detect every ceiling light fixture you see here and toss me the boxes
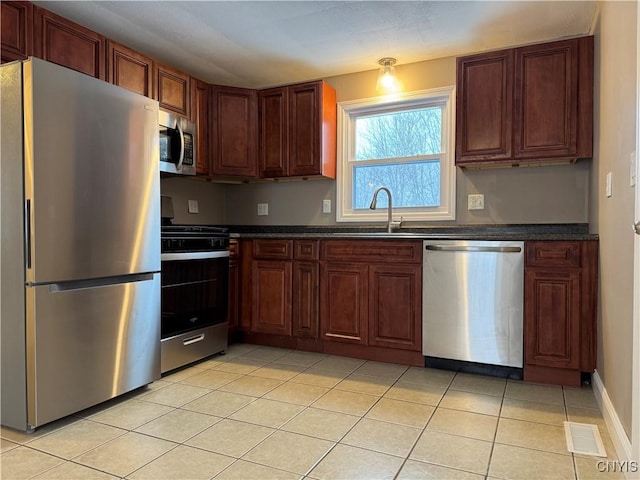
[376,57,399,92]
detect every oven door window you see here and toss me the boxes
[161,257,229,338]
[159,126,182,166]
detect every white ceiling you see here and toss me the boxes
[33,1,598,89]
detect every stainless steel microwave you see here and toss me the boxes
[159,111,196,175]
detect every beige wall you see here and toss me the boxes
[591,0,637,438]
[224,55,590,226]
[160,176,226,225]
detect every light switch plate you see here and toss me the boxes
[468,194,485,210]
[630,151,636,187]
[322,199,331,213]
[606,172,612,197]
[188,199,199,214]
[257,203,269,216]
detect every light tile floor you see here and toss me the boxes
[1,344,622,480]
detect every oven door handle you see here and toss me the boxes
[161,251,230,261]
[183,333,205,346]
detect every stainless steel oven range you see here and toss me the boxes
[160,225,229,373]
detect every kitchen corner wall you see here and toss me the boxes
[589,1,637,441]
[223,56,590,226]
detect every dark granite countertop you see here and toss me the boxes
[225,223,598,241]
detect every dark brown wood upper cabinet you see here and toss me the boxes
[106,41,153,97]
[456,49,514,164]
[33,6,105,80]
[1,1,33,63]
[210,85,258,177]
[456,36,593,167]
[288,81,336,178]
[259,87,288,177]
[258,80,336,179]
[154,62,190,117]
[191,78,210,175]
[514,38,592,160]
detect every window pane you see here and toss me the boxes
[355,107,442,161]
[353,160,441,209]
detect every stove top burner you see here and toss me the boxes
[161,225,229,253]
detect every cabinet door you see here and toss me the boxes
[191,78,210,175]
[154,63,190,117]
[228,241,239,333]
[259,87,288,178]
[211,86,258,177]
[252,260,292,336]
[33,6,105,79]
[293,261,319,339]
[106,41,153,97]
[320,262,368,345]
[513,39,579,159]
[524,269,581,369]
[1,1,32,63]
[288,81,336,178]
[368,264,421,351]
[456,49,513,165]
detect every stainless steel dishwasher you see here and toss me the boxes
[423,240,524,369]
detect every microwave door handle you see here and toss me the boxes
[176,121,185,170]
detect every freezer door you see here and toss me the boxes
[23,58,160,284]
[26,274,160,428]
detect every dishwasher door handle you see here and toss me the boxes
[425,245,522,253]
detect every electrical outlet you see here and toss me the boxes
[257,203,269,216]
[322,199,331,213]
[606,172,612,197]
[468,194,485,210]
[188,199,199,214]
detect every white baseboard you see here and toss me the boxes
[592,370,636,478]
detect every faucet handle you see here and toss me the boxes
[390,216,403,231]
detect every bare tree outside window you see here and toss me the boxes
[352,107,443,209]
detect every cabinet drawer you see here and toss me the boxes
[253,239,293,260]
[321,240,422,264]
[229,239,239,258]
[525,241,581,268]
[294,240,319,260]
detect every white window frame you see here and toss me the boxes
[336,86,456,222]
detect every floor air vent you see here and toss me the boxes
[564,421,607,457]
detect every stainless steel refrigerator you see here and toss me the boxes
[1,58,161,431]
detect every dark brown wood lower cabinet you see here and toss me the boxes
[293,261,319,339]
[525,269,581,369]
[238,240,423,365]
[368,264,422,351]
[251,260,292,336]
[228,239,241,342]
[523,240,597,386]
[320,262,369,345]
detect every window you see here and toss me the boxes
[336,87,456,222]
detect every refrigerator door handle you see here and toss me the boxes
[176,121,185,170]
[49,273,155,293]
[25,199,32,269]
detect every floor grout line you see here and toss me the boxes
[1,345,613,480]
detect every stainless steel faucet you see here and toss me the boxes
[369,187,401,233]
